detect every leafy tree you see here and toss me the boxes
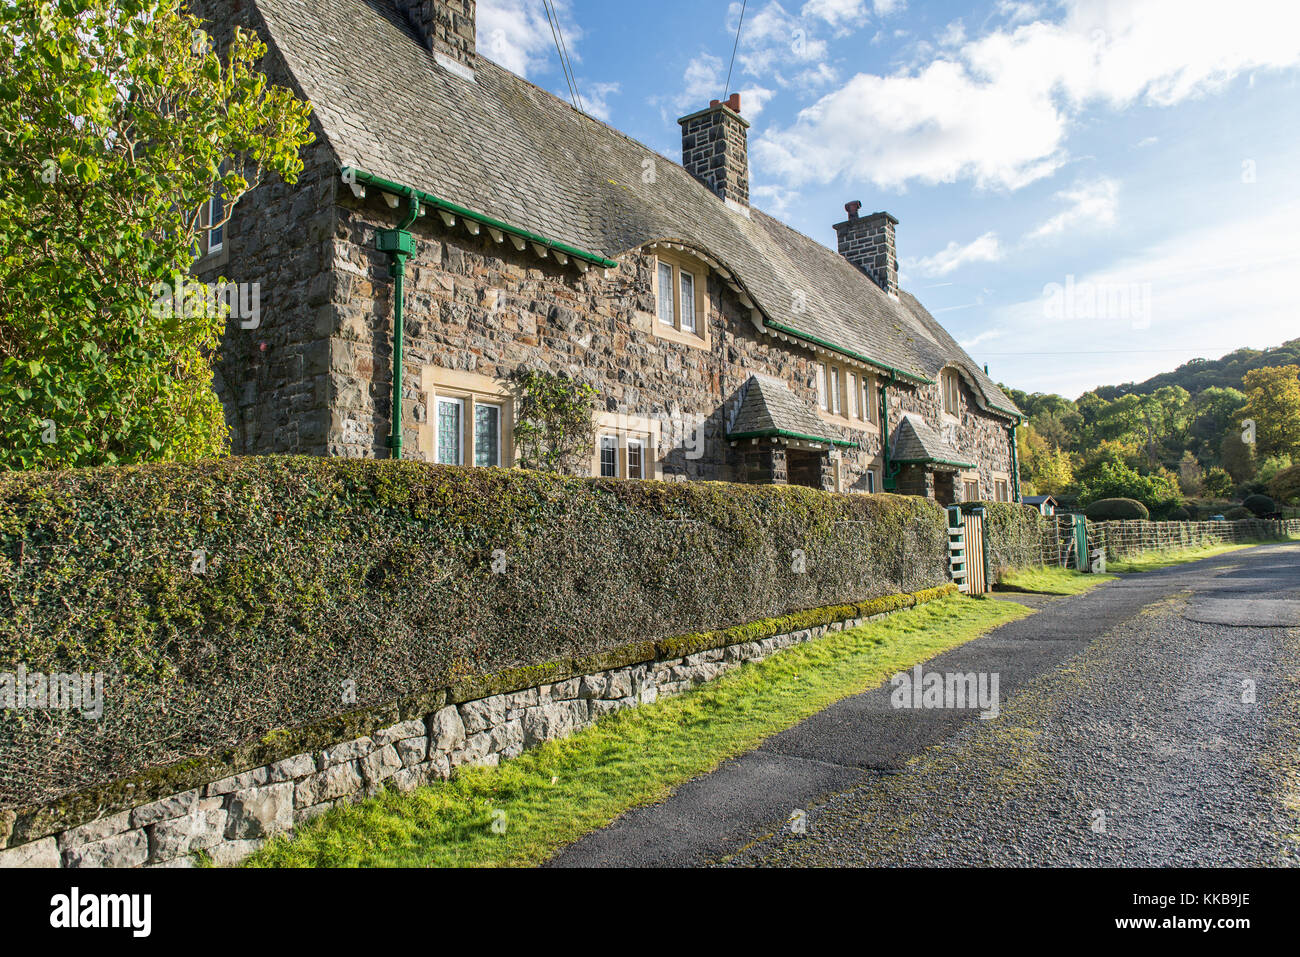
[0,0,314,469]
[1268,465,1300,505]
[1176,450,1203,496]
[1219,431,1257,483]
[1239,365,1300,460]
[1204,467,1234,498]
[1078,461,1182,516]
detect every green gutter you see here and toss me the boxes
[344,167,619,269]
[727,429,858,449]
[762,319,933,387]
[376,195,422,459]
[895,456,977,471]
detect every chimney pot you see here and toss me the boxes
[845,200,862,220]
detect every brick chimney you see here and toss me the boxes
[395,0,476,75]
[834,202,899,297]
[679,94,750,211]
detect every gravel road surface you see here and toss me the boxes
[551,544,1300,867]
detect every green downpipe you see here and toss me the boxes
[880,377,900,491]
[378,195,422,459]
[1009,419,1023,503]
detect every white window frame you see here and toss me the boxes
[657,261,675,327]
[626,438,646,480]
[848,373,859,419]
[866,469,877,494]
[435,396,465,466]
[830,367,842,415]
[943,370,961,417]
[816,363,828,410]
[473,401,502,468]
[599,434,620,478]
[679,270,696,334]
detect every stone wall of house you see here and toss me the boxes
[0,592,951,868]
[327,194,1016,497]
[191,0,339,458]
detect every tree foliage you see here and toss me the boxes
[0,0,314,470]
[511,369,599,475]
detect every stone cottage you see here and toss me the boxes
[192,0,1023,504]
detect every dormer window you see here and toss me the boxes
[942,369,961,417]
[652,249,708,348]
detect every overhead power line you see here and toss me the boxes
[724,0,748,99]
[543,0,584,113]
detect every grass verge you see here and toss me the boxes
[245,595,1031,868]
[1107,542,1256,573]
[996,566,1115,595]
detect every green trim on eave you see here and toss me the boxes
[761,318,934,387]
[728,429,859,449]
[894,456,978,470]
[343,167,620,269]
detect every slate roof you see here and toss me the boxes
[891,414,975,470]
[250,0,1020,417]
[727,375,853,447]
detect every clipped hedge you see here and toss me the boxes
[1085,497,1150,521]
[0,457,950,808]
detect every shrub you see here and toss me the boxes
[1224,506,1253,520]
[1204,467,1234,498]
[1269,465,1300,505]
[1084,498,1150,521]
[1164,506,1191,521]
[0,457,950,808]
[1242,493,1277,517]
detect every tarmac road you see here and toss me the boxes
[550,543,1300,867]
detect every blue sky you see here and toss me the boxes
[476,0,1300,399]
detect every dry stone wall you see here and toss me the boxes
[0,589,951,869]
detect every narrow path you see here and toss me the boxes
[549,544,1300,867]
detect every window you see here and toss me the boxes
[599,435,619,478]
[591,415,659,480]
[942,370,961,417]
[657,261,675,326]
[816,363,828,410]
[653,253,707,343]
[994,479,1010,502]
[474,403,501,467]
[866,469,877,494]
[830,367,842,415]
[436,397,464,465]
[679,271,696,333]
[420,368,514,467]
[963,479,980,501]
[208,191,224,254]
[627,439,645,479]
[848,373,859,419]
[862,377,876,425]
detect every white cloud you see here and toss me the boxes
[754,0,1300,190]
[906,232,1005,277]
[995,1,1043,25]
[582,82,621,122]
[938,19,966,48]
[478,0,578,77]
[981,200,1300,395]
[1026,177,1119,240]
[740,86,778,118]
[731,2,829,77]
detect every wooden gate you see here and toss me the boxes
[964,509,989,595]
[948,506,990,595]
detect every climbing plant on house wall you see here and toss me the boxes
[511,369,598,475]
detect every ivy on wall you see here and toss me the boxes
[511,369,598,475]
